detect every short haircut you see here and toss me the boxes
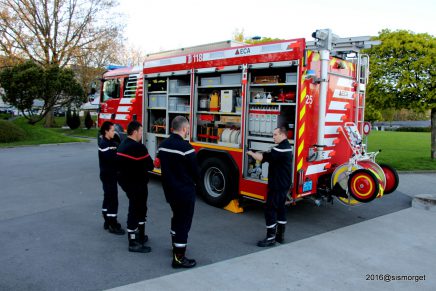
[275,126,288,136]
[127,120,142,135]
[171,116,189,132]
[100,121,114,136]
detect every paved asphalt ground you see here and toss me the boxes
[0,141,432,290]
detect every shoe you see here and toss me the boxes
[103,221,109,230]
[257,225,277,247]
[138,223,148,244]
[108,221,125,235]
[128,231,151,253]
[129,241,152,253]
[257,237,276,247]
[172,245,196,268]
[276,223,286,244]
[172,256,196,268]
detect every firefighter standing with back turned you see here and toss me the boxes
[98,121,125,235]
[247,126,293,247]
[157,116,199,268]
[117,121,154,253]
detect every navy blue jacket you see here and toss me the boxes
[98,137,118,177]
[157,134,200,202]
[116,138,154,188]
[262,139,293,191]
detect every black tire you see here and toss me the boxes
[199,157,235,208]
[379,163,399,194]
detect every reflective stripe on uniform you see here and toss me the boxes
[158,147,195,156]
[173,243,187,247]
[116,152,150,160]
[99,147,117,152]
[272,147,293,152]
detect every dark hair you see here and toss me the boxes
[100,121,114,136]
[171,116,189,132]
[275,126,288,136]
[127,120,142,135]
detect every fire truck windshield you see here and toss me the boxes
[102,79,120,102]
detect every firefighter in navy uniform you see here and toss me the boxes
[247,126,293,247]
[117,121,154,253]
[98,121,125,235]
[157,116,199,268]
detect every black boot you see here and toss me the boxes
[276,223,286,244]
[172,246,196,268]
[128,231,151,253]
[107,217,125,235]
[257,225,276,247]
[170,230,175,247]
[102,211,109,230]
[138,223,148,245]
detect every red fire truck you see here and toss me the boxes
[97,65,143,141]
[99,29,400,211]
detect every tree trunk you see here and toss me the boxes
[431,108,436,160]
[44,109,54,128]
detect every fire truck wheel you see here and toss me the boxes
[379,163,399,194]
[347,169,379,203]
[199,157,235,208]
[113,133,121,144]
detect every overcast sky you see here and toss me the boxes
[117,0,435,54]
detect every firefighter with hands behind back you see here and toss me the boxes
[156,116,200,268]
[117,121,154,253]
[98,121,125,235]
[247,126,293,247]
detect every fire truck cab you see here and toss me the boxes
[98,65,143,142]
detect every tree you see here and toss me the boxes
[70,110,80,130]
[0,0,124,127]
[0,61,83,124]
[365,29,436,159]
[0,0,122,68]
[84,111,93,129]
[232,28,282,44]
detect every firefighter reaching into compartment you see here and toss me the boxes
[98,121,125,235]
[247,126,293,247]
[117,121,154,253]
[157,116,200,268]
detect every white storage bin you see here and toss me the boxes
[175,104,184,112]
[169,80,178,93]
[149,94,166,107]
[286,73,297,83]
[221,73,241,85]
[149,95,158,107]
[178,86,190,94]
[201,77,220,86]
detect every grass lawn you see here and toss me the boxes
[367,131,436,171]
[0,118,87,148]
[49,127,98,138]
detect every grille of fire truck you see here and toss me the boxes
[124,74,140,98]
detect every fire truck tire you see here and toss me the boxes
[113,133,121,144]
[199,157,235,208]
[379,163,399,194]
[347,169,379,203]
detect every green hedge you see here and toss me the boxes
[0,120,26,142]
[0,113,12,120]
[395,127,431,132]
